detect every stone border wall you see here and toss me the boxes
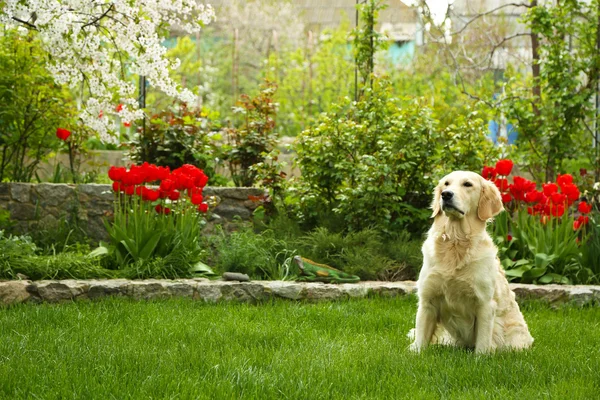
[1,279,599,307]
[0,183,266,241]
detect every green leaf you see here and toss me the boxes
[190,261,216,277]
[139,233,163,260]
[505,265,531,277]
[523,267,547,279]
[88,246,109,258]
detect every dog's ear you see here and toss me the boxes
[478,179,504,221]
[431,185,441,218]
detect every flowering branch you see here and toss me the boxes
[1,1,215,142]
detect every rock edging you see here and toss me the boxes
[1,280,600,306]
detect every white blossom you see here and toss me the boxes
[1,0,215,142]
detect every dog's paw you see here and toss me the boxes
[406,328,416,340]
[408,342,422,353]
[475,346,493,355]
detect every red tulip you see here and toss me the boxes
[56,128,71,141]
[501,193,512,203]
[560,183,580,203]
[578,201,593,214]
[495,159,514,176]
[481,166,497,180]
[524,190,543,204]
[198,203,208,213]
[168,190,180,201]
[191,193,204,205]
[494,178,509,191]
[550,192,566,205]
[556,174,573,188]
[542,183,558,196]
[509,176,536,202]
[160,179,175,192]
[108,166,127,182]
[551,204,565,217]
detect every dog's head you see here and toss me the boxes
[430,171,503,221]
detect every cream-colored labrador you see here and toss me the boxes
[409,171,533,354]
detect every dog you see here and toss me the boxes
[409,171,533,354]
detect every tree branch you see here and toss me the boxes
[11,17,38,30]
[450,3,532,36]
[81,4,114,29]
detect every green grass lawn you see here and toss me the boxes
[1,297,599,399]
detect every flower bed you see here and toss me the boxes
[483,159,599,284]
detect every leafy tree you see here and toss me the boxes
[500,0,600,181]
[0,29,74,182]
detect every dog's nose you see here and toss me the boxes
[441,190,454,201]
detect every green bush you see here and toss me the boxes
[208,227,296,280]
[126,104,226,185]
[221,81,280,187]
[295,227,422,281]
[293,79,496,234]
[0,231,113,280]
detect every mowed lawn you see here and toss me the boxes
[1,296,599,399]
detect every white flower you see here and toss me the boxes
[1,0,215,141]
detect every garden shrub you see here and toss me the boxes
[207,227,296,280]
[126,104,226,185]
[0,231,113,280]
[293,79,496,234]
[295,227,422,281]
[221,81,280,187]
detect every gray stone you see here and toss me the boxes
[219,282,266,302]
[86,217,110,241]
[339,283,369,298]
[33,184,76,207]
[0,281,32,305]
[304,282,343,301]
[163,280,196,298]
[130,280,170,300]
[212,204,252,220]
[195,282,222,302]
[87,279,131,299]
[31,280,89,302]
[2,276,600,307]
[8,202,37,220]
[264,281,305,300]
[77,184,113,200]
[0,182,9,200]
[365,281,417,297]
[222,272,250,282]
[10,183,32,203]
[243,199,261,210]
[509,283,600,306]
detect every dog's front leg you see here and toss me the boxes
[475,301,496,354]
[409,302,437,353]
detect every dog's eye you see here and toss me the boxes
[444,181,449,186]
[463,182,473,187]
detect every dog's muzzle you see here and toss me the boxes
[441,190,465,215]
